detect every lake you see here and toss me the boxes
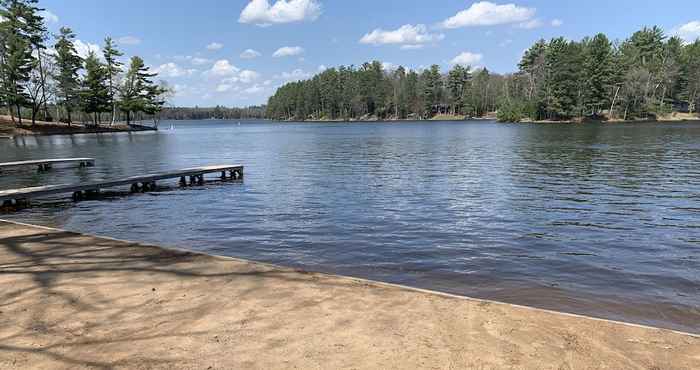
[1,120,699,333]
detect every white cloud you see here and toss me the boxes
[360,24,444,46]
[381,62,398,71]
[191,57,211,66]
[551,19,564,27]
[237,70,261,83]
[240,49,262,59]
[239,0,321,26]
[517,19,543,29]
[441,1,536,29]
[207,59,240,77]
[153,62,197,78]
[206,42,224,50]
[118,36,141,45]
[244,85,265,94]
[38,10,58,23]
[272,46,304,57]
[450,51,483,67]
[276,69,313,81]
[74,40,100,59]
[674,21,700,43]
[318,65,327,71]
[216,84,237,93]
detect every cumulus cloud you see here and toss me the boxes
[450,52,483,67]
[222,69,260,84]
[207,59,240,77]
[441,1,536,29]
[216,84,237,93]
[243,85,265,94]
[206,42,224,50]
[38,10,58,23]
[674,21,700,43]
[118,35,141,45]
[272,46,304,57]
[191,57,211,66]
[239,0,321,26]
[74,40,100,59]
[360,24,444,47]
[240,49,262,59]
[551,19,563,27]
[381,62,398,71]
[276,69,313,81]
[153,62,197,78]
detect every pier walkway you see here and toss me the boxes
[0,164,243,207]
[0,158,95,172]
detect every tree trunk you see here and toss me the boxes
[36,50,49,121]
[16,104,22,125]
[609,85,621,119]
[8,105,15,124]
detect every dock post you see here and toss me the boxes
[130,184,140,193]
[221,171,227,180]
[199,175,204,185]
[179,177,187,187]
[72,191,84,201]
[189,176,196,186]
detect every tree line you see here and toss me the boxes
[159,105,266,120]
[266,26,700,122]
[0,0,170,126]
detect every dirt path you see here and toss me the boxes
[0,220,698,370]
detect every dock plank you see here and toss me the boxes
[0,158,95,170]
[0,165,243,203]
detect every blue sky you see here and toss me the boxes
[39,0,700,107]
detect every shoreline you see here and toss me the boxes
[270,116,700,124]
[1,219,698,369]
[0,116,157,137]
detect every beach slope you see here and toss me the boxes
[0,220,698,369]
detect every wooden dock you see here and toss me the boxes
[0,165,243,207]
[0,158,95,172]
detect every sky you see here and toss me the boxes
[39,0,700,107]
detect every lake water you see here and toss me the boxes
[1,120,699,333]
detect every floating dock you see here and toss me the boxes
[0,158,95,172]
[0,164,243,207]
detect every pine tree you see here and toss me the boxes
[79,51,110,126]
[0,0,37,124]
[102,37,123,125]
[544,38,581,119]
[120,56,158,124]
[447,65,470,115]
[53,27,82,125]
[583,34,614,115]
[22,0,49,123]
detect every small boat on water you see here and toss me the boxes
[0,135,12,140]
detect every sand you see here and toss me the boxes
[0,220,698,370]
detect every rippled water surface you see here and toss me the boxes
[1,120,699,332]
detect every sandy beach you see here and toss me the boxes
[0,220,698,370]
